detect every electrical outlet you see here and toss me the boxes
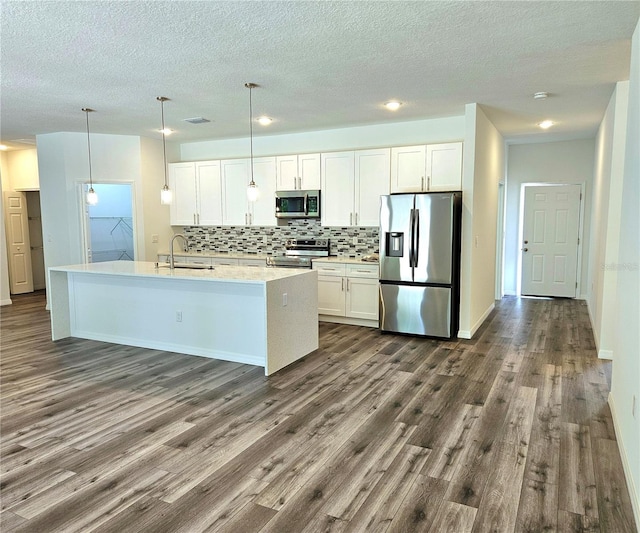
[176,311,182,322]
[352,236,358,245]
[282,293,288,307]
[152,234,159,243]
[263,235,268,244]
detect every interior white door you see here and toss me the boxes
[3,191,34,294]
[521,184,581,297]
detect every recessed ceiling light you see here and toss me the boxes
[533,92,549,100]
[384,101,402,111]
[0,144,8,151]
[159,128,173,135]
[538,120,554,129]
[257,116,272,126]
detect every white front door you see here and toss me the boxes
[3,191,34,294]
[521,184,581,297]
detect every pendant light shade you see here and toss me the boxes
[245,83,260,202]
[157,96,172,205]
[82,108,98,206]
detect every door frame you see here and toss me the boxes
[78,181,138,264]
[517,182,586,298]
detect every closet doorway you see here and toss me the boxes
[83,183,135,263]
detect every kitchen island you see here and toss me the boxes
[48,261,318,375]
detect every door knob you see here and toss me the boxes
[523,248,529,252]
[524,240,529,244]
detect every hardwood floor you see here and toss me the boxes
[1,291,636,532]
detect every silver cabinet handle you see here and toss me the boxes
[245,213,248,225]
[421,176,425,191]
[350,213,353,225]
[427,176,431,190]
[341,278,345,291]
[355,213,358,225]
[346,278,350,291]
[194,213,197,225]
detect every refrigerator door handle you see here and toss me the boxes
[408,209,415,267]
[413,209,420,267]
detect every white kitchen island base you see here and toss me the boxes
[49,261,318,376]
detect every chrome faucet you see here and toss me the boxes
[169,233,189,269]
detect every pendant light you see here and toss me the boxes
[157,96,172,205]
[245,83,260,202]
[82,108,98,206]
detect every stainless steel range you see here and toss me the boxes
[266,239,330,268]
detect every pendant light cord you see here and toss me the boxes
[82,108,94,189]
[160,98,168,188]
[246,83,256,186]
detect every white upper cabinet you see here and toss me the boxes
[391,142,462,193]
[169,161,222,226]
[221,157,277,226]
[321,149,390,227]
[276,153,321,191]
[426,142,463,191]
[196,161,223,225]
[355,148,390,227]
[221,158,249,226]
[390,145,426,193]
[250,157,277,226]
[321,151,355,226]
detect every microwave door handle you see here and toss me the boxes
[304,193,308,215]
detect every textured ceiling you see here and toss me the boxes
[1,1,639,150]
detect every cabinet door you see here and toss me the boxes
[355,148,390,227]
[196,161,223,226]
[169,163,197,226]
[276,155,298,190]
[238,258,265,267]
[318,275,346,316]
[426,142,463,191]
[250,157,277,226]
[221,159,250,226]
[390,145,426,193]
[321,151,355,226]
[346,277,379,320]
[298,153,321,189]
[211,257,239,266]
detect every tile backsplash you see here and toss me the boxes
[183,219,379,257]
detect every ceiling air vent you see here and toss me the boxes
[183,117,211,124]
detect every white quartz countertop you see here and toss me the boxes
[50,260,315,284]
[157,251,377,265]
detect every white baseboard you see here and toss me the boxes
[598,349,614,360]
[608,392,640,531]
[458,302,495,340]
[0,298,12,306]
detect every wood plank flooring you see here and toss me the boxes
[1,291,636,532]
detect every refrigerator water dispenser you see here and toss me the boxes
[386,232,404,257]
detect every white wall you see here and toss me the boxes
[504,139,595,296]
[610,18,640,527]
[458,103,504,338]
[588,82,629,359]
[36,133,171,304]
[0,158,12,305]
[180,116,466,161]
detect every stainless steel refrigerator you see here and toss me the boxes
[379,191,462,338]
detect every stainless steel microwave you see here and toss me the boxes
[275,190,321,219]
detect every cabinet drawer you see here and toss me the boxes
[238,258,265,268]
[346,264,379,278]
[313,262,346,276]
[184,256,213,266]
[211,257,239,266]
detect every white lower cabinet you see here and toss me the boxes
[238,258,266,267]
[314,261,379,326]
[211,257,239,266]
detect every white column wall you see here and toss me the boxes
[588,82,629,359]
[458,103,504,338]
[610,18,640,527]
